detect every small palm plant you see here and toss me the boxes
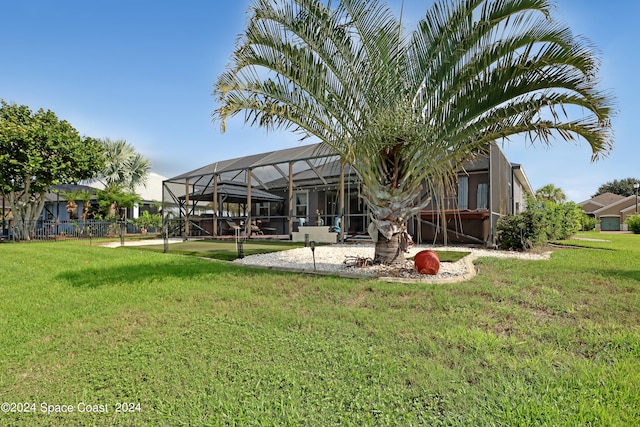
[130,210,162,234]
[61,190,94,220]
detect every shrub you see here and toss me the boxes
[130,211,162,232]
[497,199,585,250]
[580,214,597,231]
[626,214,640,234]
[496,210,541,250]
[557,201,584,238]
[496,214,526,250]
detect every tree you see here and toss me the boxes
[593,178,639,198]
[213,0,614,264]
[0,101,104,240]
[535,184,567,203]
[61,189,94,220]
[94,138,151,191]
[92,138,151,218]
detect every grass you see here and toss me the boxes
[135,239,307,260]
[0,232,638,425]
[137,239,469,262]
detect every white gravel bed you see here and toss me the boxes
[234,243,551,281]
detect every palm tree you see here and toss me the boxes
[96,138,151,191]
[535,184,566,203]
[213,0,614,264]
[93,138,151,217]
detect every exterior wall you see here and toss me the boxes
[512,183,523,214]
[621,204,639,224]
[491,145,513,216]
[488,144,513,245]
[595,198,636,220]
[419,212,490,244]
[467,172,489,210]
[581,201,603,215]
[512,178,528,214]
[42,201,86,221]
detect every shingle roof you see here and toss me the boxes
[591,192,626,205]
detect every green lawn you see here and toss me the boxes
[137,239,307,260]
[0,233,638,426]
[135,239,469,262]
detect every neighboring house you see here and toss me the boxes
[42,183,98,221]
[580,192,639,231]
[0,184,96,238]
[87,171,166,219]
[579,192,625,217]
[0,172,166,239]
[163,142,534,245]
[42,172,166,222]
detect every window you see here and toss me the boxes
[457,176,468,210]
[477,183,489,209]
[294,191,308,219]
[257,202,270,217]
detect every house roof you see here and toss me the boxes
[511,163,534,197]
[593,195,637,215]
[179,182,284,203]
[169,143,330,182]
[46,184,97,202]
[165,142,532,202]
[580,192,625,206]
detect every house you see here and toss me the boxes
[0,172,166,239]
[163,142,533,246]
[579,192,625,217]
[419,145,532,244]
[86,171,166,220]
[579,192,639,231]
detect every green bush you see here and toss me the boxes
[626,214,640,234]
[580,214,597,231]
[497,199,584,250]
[496,213,533,250]
[129,210,162,232]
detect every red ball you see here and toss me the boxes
[414,250,440,275]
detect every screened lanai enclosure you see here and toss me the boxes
[162,143,368,241]
[163,142,530,245]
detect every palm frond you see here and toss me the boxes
[213,0,615,225]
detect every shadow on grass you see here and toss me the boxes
[598,268,640,283]
[57,258,250,289]
[132,241,307,261]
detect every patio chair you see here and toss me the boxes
[250,219,264,235]
[222,220,241,235]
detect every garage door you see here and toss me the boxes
[600,216,620,231]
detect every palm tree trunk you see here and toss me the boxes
[66,200,77,219]
[373,231,406,265]
[370,218,412,265]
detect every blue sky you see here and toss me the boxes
[1,0,638,202]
